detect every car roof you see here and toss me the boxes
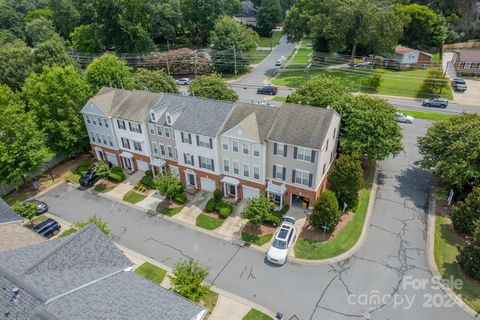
[33,218,57,231]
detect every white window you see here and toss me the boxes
[232,141,239,152]
[93,118,97,125]
[274,165,284,180]
[159,144,166,156]
[333,127,337,138]
[253,166,260,180]
[243,163,250,178]
[464,62,472,69]
[184,154,194,165]
[86,115,91,124]
[166,113,172,125]
[233,161,240,175]
[164,127,171,138]
[167,146,173,158]
[152,142,159,155]
[104,119,109,128]
[117,120,126,130]
[223,159,230,172]
[295,170,310,186]
[133,141,142,152]
[102,134,107,145]
[198,136,211,148]
[297,147,312,162]
[96,133,100,143]
[199,156,214,170]
[156,126,163,136]
[129,122,142,133]
[98,118,103,127]
[149,124,155,135]
[243,143,249,155]
[222,138,229,150]
[121,138,130,149]
[325,139,329,152]
[181,132,191,144]
[322,164,326,175]
[276,143,285,156]
[150,111,157,122]
[253,145,260,157]
[108,136,114,147]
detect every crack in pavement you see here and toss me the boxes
[110,226,127,242]
[211,246,242,285]
[144,237,193,260]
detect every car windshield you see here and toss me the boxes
[455,79,466,84]
[272,239,287,249]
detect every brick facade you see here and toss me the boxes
[177,165,222,191]
[90,144,120,166]
[220,175,266,200]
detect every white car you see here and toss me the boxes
[275,56,286,66]
[266,216,296,265]
[176,78,190,85]
[396,112,414,124]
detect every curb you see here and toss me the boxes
[426,184,479,319]
[288,161,380,266]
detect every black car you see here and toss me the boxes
[32,218,61,238]
[257,86,278,95]
[24,199,48,215]
[79,168,99,188]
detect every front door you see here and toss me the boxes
[122,157,133,170]
[229,184,236,195]
[187,173,196,187]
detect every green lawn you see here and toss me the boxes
[257,31,282,48]
[242,308,273,320]
[286,47,313,68]
[202,290,219,315]
[242,231,273,246]
[434,214,480,312]
[134,262,167,285]
[159,205,184,217]
[249,50,271,64]
[272,96,287,101]
[196,213,224,230]
[273,68,453,100]
[294,162,376,260]
[94,182,117,193]
[396,109,455,121]
[432,52,441,62]
[123,190,146,204]
[65,171,81,184]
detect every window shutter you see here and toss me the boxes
[196,135,200,146]
[311,150,316,163]
[198,156,201,167]
[181,132,184,143]
[282,167,286,181]
[284,145,288,157]
[308,173,313,187]
[273,143,277,155]
[188,134,192,144]
[211,159,214,171]
[183,154,187,163]
[293,147,298,159]
[191,155,194,166]
[129,122,132,131]
[138,124,142,134]
[292,170,296,183]
[209,138,213,149]
[273,165,277,178]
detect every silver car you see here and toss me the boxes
[175,78,190,85]
[396,112,414,124]
[266,216,296,265]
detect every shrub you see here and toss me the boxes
[108,166,126,182]
[263,214,281,227]
[145,170,153,177]
[457,222,480,281]
[213,188,223,201]
[275,204,289,216]
[75,161,90,175]
[140,174,155,189]
[242,194,275,226]
[94,160,110,179]
[452,187,480,236]
[205,198,217,212]
[366,73,383,92]
[328,155,364,209]
[169,259,210,302]
[214,201,232,213]
[219,207,231,219]
[174,193,187,204]
[155,173,183,200]
[310,190,340,232]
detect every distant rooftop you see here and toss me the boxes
[0,198,22,225]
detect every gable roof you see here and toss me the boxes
[395,45,416,55]
[267,103,338,150]
[0,224,45,252]
[456,49,480,62]
[154,94,235,137]
[0,198,22,225]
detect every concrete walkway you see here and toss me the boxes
[172,191,210,225]
[106,171,143,201]
[136,190,164,211]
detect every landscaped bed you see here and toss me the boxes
[242,308,273,320]
[196,213,225,230]
[200,290,219,316]
[157,193,186,216]
[134,262,167,285]
[123,190,146,204]
[294,161,376,260]
[94,180,117,193]
[241,223,275,246]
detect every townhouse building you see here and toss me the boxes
[82,88,340,208]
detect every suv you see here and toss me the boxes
[33,218,61,238]
[79,168,99,188]
[175,78,190,85]
[266,216,296,265]
[257,86,278,95]
[422,98,448,108]
[275,56,286,66]
[452,78,467,92]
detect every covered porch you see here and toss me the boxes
[266,180,286,207]
[120,151,134,172]
[150,158,166,177]
[221,176,240,202]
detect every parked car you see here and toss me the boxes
[266,216,297,266]
[175,78,190,85]
[354,61,371,67]
[32,218,61,238]
[79,168,99,188]
[452,78,467,92]
[275,56,286,66]
[422,98,448,108]
[24,199,48,215]
[257,86,278,95]
[396,112,414,124]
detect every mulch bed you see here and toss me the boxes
[202,211,222,219]
[157,199,181,211]
[243,223,276,236]
[299,212,354,242]
[97,179,117,189]
[436,199,452,216]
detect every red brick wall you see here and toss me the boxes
[220,175,266,200]
[177,165,221,190]
[90,144,121,166]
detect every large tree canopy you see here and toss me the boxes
[189,75,238,102]
[132,69,178,93]
[284,0,405,57]
[85,54,133,93]
[32,36,75,72]
[0,43,33,90]
[256,0,283,37]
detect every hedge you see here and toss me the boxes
[215,201,233,215]
[205,198,216,212]
[75,162,90,175]
[108,167,126,182]
[140,174,156,189]
[219,207,231,219]
[264,214,281,227]
[174,193,187,204]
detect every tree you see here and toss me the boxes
[451,187,480,236]
[85,54,133,93]
[22,65,92,156]
[60,215,111,237]
[49,0,80,38]
[396,4,447,50]
[132,69,178,94]
[32,36,76,72]
[149,0,183,44]
[25,8,54,22]
[70,24,104,53]
[94,160,111,179]
[169,259,210,302]
[417,113,480,191]
[286,75,349,107]
[182,0,229,45]
[310,190,340,232]
[12,202,38,226]
[0,43,33,90]
[189,75,238,102]
[256,0,283,37]
[328,155,364,209]
[0,4,26,39]
[0,85,52,187]
[25,17,57,46]
[332,95,403,161]
[284,0,404,58]
[209,15,259,74]
[457,221,480,281]
[242,194,276,226]
[155,173,183,201]
[0,29,22,46]
[419,67,449,98]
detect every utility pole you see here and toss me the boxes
[192,50,198,78]
[166,40,171,76]
[270,30,273,52]
[233,44,237,77]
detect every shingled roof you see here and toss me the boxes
[0,198,22,225]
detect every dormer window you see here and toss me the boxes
[166,113,172,125]
[150,111,157,122]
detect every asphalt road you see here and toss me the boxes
[39,120,473,319]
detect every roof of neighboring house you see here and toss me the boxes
[455,49,480,62]
[267,103,338,150]
[395,45,432,57]
[0,224,45,252]
[0,198,22,225]
[154,94,235,137]
[0,224,206,320]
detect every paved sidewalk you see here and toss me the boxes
[106,171,143,201]
[172,191,210,225]
[136,190,164,211]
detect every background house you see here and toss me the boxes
[442,41,480,77]
[376,45,432,70]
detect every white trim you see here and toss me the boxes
[223,158,230,173]
[221,176,240,186]
[253,165,260,180]
[293,168,310,187]
[266,139,322,152]
[120,151,134,158]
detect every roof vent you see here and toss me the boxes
[10,287,19,304]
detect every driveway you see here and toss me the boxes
[452,79,480,107]
[39,120,472,319]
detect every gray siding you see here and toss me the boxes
[147,121,177,160]
[83,114,117,149]
[315,114,341,188]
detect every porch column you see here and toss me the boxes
[223,182,227,197]
[152,165,156,177]
[235,185,238,201]
[280,194,283,207]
